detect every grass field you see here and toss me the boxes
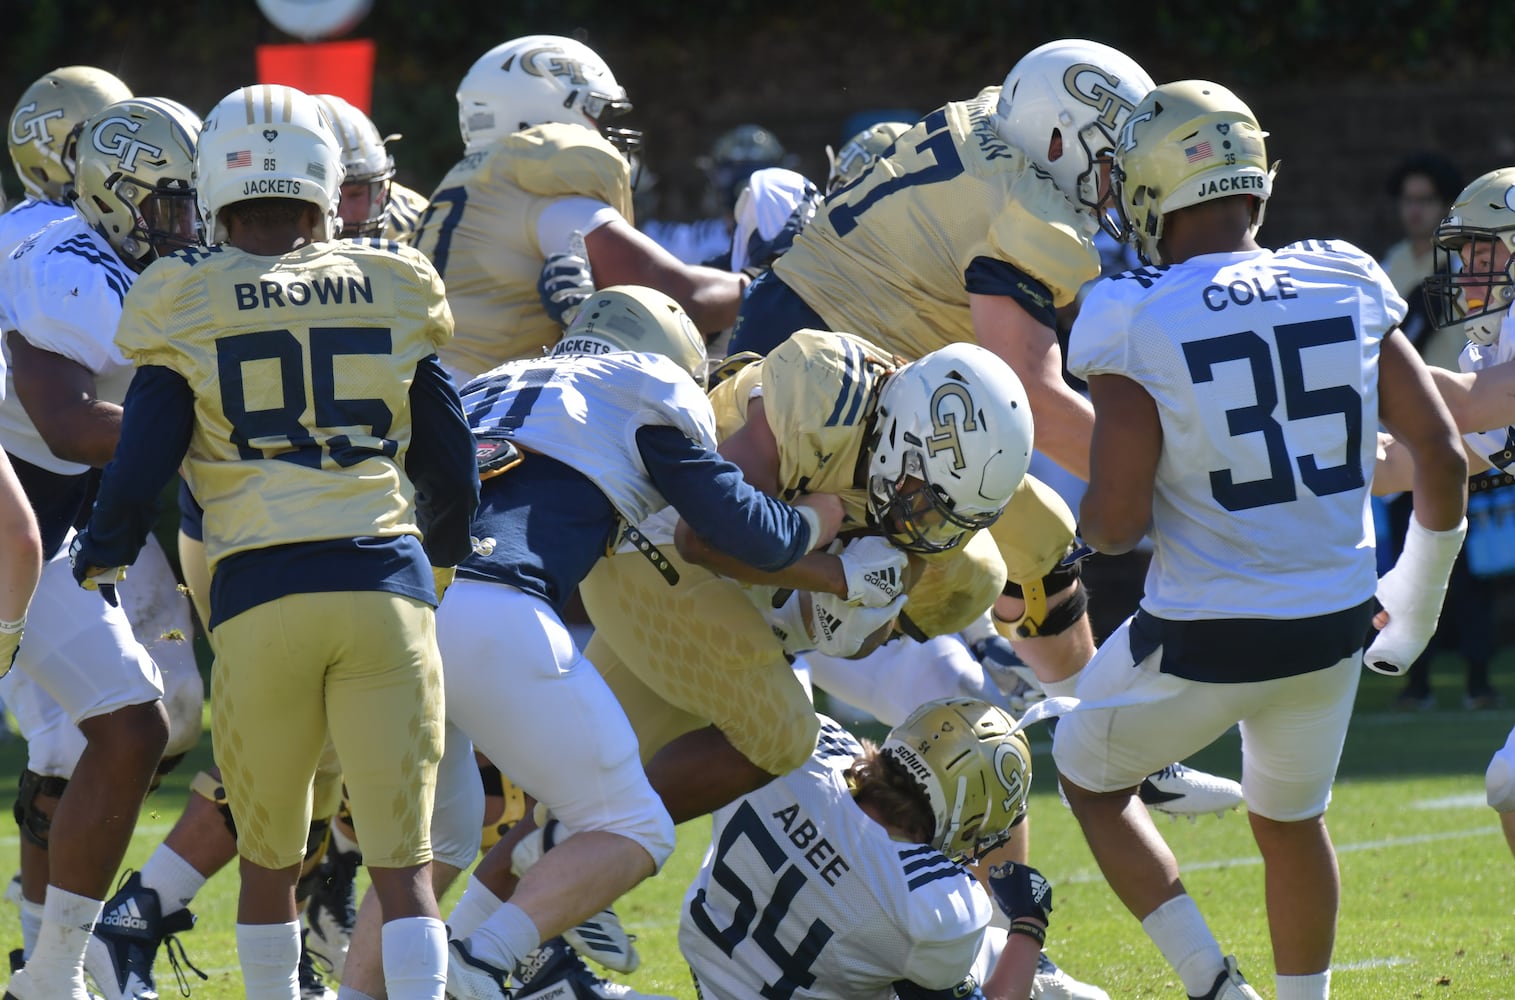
[2,661,1511,999]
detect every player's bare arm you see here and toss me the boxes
[1078,372,1161,554]
[970,291,1094,481]
[1378,330,1468,532]
[8,332,121,469]
[585,218,744,335]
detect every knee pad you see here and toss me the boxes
[191,769,238,841]
[295,818,332,904]
[147,751,187,794]
[13,770,68,849]
[1488,747,1515,812]
[999,561,1089,640]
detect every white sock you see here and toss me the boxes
[140,845,207,916]
[235,920,301,1000]
[25,886,102,990]
[1141,895,1224,997]
[446,875,505,941]
[1276,971,1331,1000]
[1040,668,1083,700]
[381,915,447,1000]
[336,988,379,1000]
[468,901,540,972]
[19,897,42,957]
[331,822,360,856]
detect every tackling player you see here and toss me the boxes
[1054,80,1466,1000]
[414,35,744,382]
[70,83,479,1000]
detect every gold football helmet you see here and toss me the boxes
[1113,79,1274,264]
[312,94,397,239]
[8,66,132,202]
[825,120,910,193]
[550,285,708,385]
[1424,168,1515,346]
[881,698,1032,861]
[72,98,202,271]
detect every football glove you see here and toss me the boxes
[537,250,594,328]
[806,587,907,658]
[68,532,125,607]
[837,534,910,608]
[0,616,22,678]
[1365,516,1467,675]
[986,862,1053,924]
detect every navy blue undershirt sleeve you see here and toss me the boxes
[964,255,1058,330]
[635,423,809,572]
[83,364,194,568]
[405,354,480,567]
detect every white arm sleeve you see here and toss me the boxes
[535,197,624,257]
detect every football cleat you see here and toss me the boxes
[1189,955,1263,1000]
[304,842,361,981]
[1138,763,1244,820]
[513,937,673,1000]
[511,822,640,973]
[1031,951,1110,1000]
[84,872,204,1000]
[445,937,514,1000]
[297,939,336,1000]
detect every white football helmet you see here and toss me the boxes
[550,285,708,385]
[1113,80,1274,265]
[312,94,396,238]
[194,84,344,244]
[825,120,910,193]
[8,66,133,202]
[456,35,640,161]
[71,97,202,271]
[993,39,1154,223]
[869,343,1033,554]
[881,698,1032,861]
[1425,168,1515,346]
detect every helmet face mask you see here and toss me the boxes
[194,84,345,245]
[550,285,708,385]
[880,698,1032,862]
[1111,80,1274,265]
[1425,168,1515,346]
[9,66,133,202]
[993,39,1154,222]
[867,344,1034,554]
[71,97,202,271]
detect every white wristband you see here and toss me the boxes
[0,616,23,634]
[795,504,825,554]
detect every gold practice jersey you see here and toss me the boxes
[774,90,1099,359]
[709,329,894,527]
[115,239,453,575]
[384,181,429,245]
[412,123,633,377]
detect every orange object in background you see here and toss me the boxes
[256,39,375,113]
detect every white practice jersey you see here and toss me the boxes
[1459,312,1515,469]
[0,198,73,259]
[1069,240,1404,621]
[681,716,991,1000]
[0,215,137,475]
[459,350,717,526]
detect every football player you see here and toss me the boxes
[0,96,203,1000]
[1054,80,1466,1000]
[432,286,893,999]
[413,35,745,382]
[311,93,429,244]
[2,66,132,256]
[70,83,480,1000]
[682,699,1054,1000]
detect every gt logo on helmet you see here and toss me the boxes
[993,740,1028,813]
[9,103,66,147]
[926,383,978,472]
[1062,63,1137,132]
[91,117,164,172]
[517,46,589,86]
